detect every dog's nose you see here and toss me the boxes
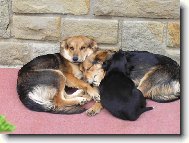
[73,56,78,62]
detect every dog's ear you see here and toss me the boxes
[95,51,109,63]
[102,60,111,71]
[118,49,125,54]
[95,50,114,63]
[60,38,68,49]
[89,39,98,50]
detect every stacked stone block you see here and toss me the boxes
[0,0,180,67]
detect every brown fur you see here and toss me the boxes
[60,36,97,63]
[17,36,101,114]
[86,102,103,116]
[137,66,159,98]
[79,50,113,115]
[80,50,112,85]
[53,36,100,108]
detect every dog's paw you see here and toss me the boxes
[92,93,101,102]
[76,97,88,105]
[80,94,92,102]
[86,109,97,116]
[86,102,103,116]
[87,87,100,102]
[86,107,101,116]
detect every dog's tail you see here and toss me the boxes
[19,95,86,114]
[139,107,153,115]
[151,93,180,103]
[50,106,86,114]
[150,80,180,103]
[148,62,180,103]
[18,85,86,114]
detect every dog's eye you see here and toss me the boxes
[70,47,74,50]
[80,46,85,50]
[84,67,89,71]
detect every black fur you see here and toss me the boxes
[100,50,153,121]
[17,53,86,114]
[125,51,180,83]
[125,51,180,102]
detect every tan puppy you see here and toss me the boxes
[80,50,112,116]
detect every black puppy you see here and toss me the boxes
[100,50,153,121]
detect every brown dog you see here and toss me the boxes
[17,36,100,114]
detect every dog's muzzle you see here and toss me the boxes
[73,56,78,62]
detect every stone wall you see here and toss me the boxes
[0,0,180,67]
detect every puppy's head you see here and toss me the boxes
[103,50,128,74]
[80,50,113,86]
[60,35,98,63]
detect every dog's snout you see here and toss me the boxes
[73,56,78,62]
